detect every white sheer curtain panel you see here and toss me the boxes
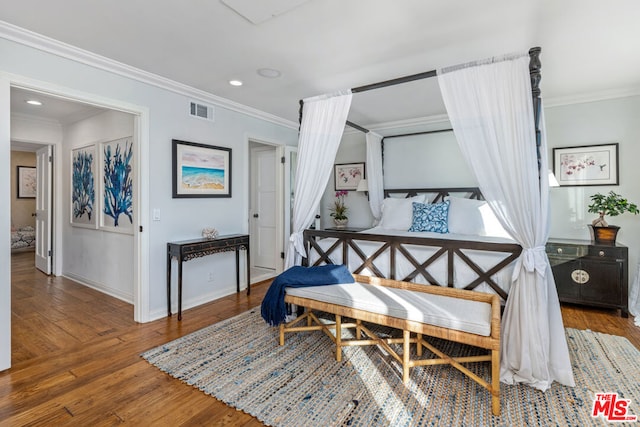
[630,265,640,326]
[365,131,384,225]
[438,54,575,391]
[285,90,352,268]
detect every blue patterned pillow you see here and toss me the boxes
[408,201,450,233]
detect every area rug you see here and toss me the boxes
[141,309,640,426]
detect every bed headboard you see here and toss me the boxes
[383,187,483,203]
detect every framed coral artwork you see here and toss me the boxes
[99,136,134,234]
[334,162,365,191]
[553,143,619,187]
[70,144,97,228]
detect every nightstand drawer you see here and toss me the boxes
[545,243,588,258]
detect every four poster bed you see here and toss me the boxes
[303,187,522,302]
[281,46,575,404]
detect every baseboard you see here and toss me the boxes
[148,285,245,322]
[63,272,133,304]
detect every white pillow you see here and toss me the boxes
[447,196,510,238]
[379,195,426,230]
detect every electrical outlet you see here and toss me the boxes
[208,272,215,282]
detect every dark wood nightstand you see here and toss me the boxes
[546,238,628,317]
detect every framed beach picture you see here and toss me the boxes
[99,137,135,234]
[17,166,36,199]
[172,139,232,198]
[334,162,365,191]
[70,144,97,228]
[553,143,619,187]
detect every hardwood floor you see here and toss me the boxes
[2,252,639,426]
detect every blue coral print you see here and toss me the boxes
[72,149,95,221]
[103,139,133,227]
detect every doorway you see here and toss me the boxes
[249,141,279,283]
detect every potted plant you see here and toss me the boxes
[587,191,639,244]
[329,190,349,228]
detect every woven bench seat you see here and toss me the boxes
[285,282,491,337]
[279,274,501,416]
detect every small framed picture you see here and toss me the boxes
[334,162,365,191]
[172,139,232,198]
[553,143,619,186]
[17,166,36,199]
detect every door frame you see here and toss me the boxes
[2,73,150,324]
[245,135,286,275]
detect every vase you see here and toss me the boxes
[333,218,348,229]
[588,224,620,245]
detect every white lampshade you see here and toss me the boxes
[548,170,560,188]
[356,179,368,192]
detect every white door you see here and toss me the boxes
[251,147,277,270]
[35,145,52,274]
[282,146,298,241]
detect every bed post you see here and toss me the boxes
[529,47,542,177]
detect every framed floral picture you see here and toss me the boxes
[553,143,618,186]
[334,162,365,191]
[17,166,36,199]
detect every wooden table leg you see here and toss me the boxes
[246,244,251,295]
[167,246,172,317]
[235,248,240,293]
[178,257,183,321]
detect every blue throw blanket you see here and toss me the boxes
[261,264,354,326]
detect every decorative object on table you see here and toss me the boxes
[587,191,638,244]
[201,227,219,239]
[553,143,618,186]
[70,144,97,228]
[334,162,365,191]
[99,137,134,234]
[16,166,36,199]
[172,139,232,198]
[329,190,348,228]
[142,309,640,427]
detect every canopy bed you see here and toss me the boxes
[285,47,575,393]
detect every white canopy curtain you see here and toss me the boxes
[365,131,384,225]
[438,54,575,390]
[285,90,352,268]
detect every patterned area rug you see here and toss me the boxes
[141,309,640,426]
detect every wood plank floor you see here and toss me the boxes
[2,251,639,425]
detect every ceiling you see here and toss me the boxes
[2,0,640,130]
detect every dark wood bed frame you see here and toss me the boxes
[303,188,522,301]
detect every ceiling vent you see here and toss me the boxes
[189,100,215,121]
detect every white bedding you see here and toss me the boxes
[308,226,518,300]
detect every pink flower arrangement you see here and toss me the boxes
[330,190,349,220]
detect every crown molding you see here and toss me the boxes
[544,86,640,108]
[0,20,298,130]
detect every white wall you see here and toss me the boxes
[545,95,640,285]
[0,77,11,371]
[11,114,63,144]
[0,35,299,369]
[63,110,135,301]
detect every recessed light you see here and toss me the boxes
[257,68,281,78]
[26,100,43,106]
[229,80,243,87]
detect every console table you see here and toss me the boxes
[546,238,628,317]
[167,234,250,320]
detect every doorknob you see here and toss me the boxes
[253,213,259,218]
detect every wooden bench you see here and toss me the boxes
[279,274,501,416]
